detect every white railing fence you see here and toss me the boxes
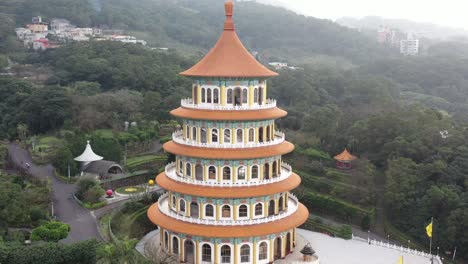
[172,130,285,148]
[164,162,293,187]
[359,238,443,263]
[157,192,299,226]
[181,98,277,111]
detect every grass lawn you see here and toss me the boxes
[115,186,146,195]
[126,154,166,168]
[93,129,114,139]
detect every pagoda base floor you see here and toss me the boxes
[139,228,319,264]
[150,227,298,264]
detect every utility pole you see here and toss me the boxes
[68,163,70,181]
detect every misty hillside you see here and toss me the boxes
[337,16,468,40]
[0,0,397,64]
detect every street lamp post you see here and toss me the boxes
[408,240,411,249]
[367,230,370,244]
[387,234,390,244]
[437,247,440,256]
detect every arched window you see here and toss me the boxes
[238,204,248,218]
[192,85,198,104]
[190,202,199,218]
[205,204,214,217]
[272,161,278,177]
[221,245,231,263]
[192,127,197,141]
[264,163,270,180]
[207,88,212,103]
[248,128,255,142]
[222,205,231,218]
[224,129,231,144]
[268,200,275,216]
[259,127,264,143]
[254,88,258,103]
[179,199,186,213]
[242,89,248,104]
[223,167,231,181]
[251,165,259,179]
[238,166,246,181]
[266,125,271,141]
[202,244,212,262]
[241,245,250,263]
[172,236,179,254]
[201,128,207,143]
[237,129,243,143]
[195,164,203,181]
[234,87,241,106]
[172,196,176,208]
[212,128,218,143]
[185,125,190,139]
[164,231,169,250]
[186,163,192,178]
[227,89,233,104]
[255,203,263,216]
[208,166,217,180]
[201,88,206,103]
[178,160,183,175]
[279,196,284,212]
[214,88,219,104]
[259,242,268,260]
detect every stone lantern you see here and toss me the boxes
[300,243,316,262]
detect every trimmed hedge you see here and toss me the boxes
[0,240,98,264]
[300,219,353,240]
[299,191,375,227]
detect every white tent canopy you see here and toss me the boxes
[74,140,103,162]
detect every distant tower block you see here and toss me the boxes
[147,1,309,263]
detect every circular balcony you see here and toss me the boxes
[181,98,277,111]
[172,130,285,149]
[157,192,299,226]
[164,162,292,187]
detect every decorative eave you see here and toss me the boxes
[163,140,294,160]
[334,148,357,162]
[74,140,103,162]
[156,172,301,198]
[170,107,287,121]
[147,202,308,238]
[180,1,277,78]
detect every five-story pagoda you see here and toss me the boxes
[147,1,309,263]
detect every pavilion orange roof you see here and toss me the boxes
[334,148,357,161]
[163,140,294,160]
[156,172,301,198]
[147,202,308,238]
[171,107,287,121]
[180,1,277,78]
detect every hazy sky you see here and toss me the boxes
[282,0,468,30]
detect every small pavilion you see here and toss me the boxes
[74,140,103,168]
[334,148,357,170]
[74,141,123,178]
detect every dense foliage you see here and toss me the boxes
[0,240,98,264]
[0,173,49,237]
[31,221,70,242]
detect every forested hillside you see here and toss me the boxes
[0,0,396,64]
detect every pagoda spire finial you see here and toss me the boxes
[224,0,235,31]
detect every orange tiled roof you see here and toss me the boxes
[171,107,287,121]
[334,148,357,161]
[180,1,277,78]
[163,141,294,159]
[147,202,309,238]
[156,172,301,198]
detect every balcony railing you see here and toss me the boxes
[158,192,299,226]
[164,162,293,187]
[181,98,277,110]
[172,130,285,148]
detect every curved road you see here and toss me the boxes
[7,143,102,244]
